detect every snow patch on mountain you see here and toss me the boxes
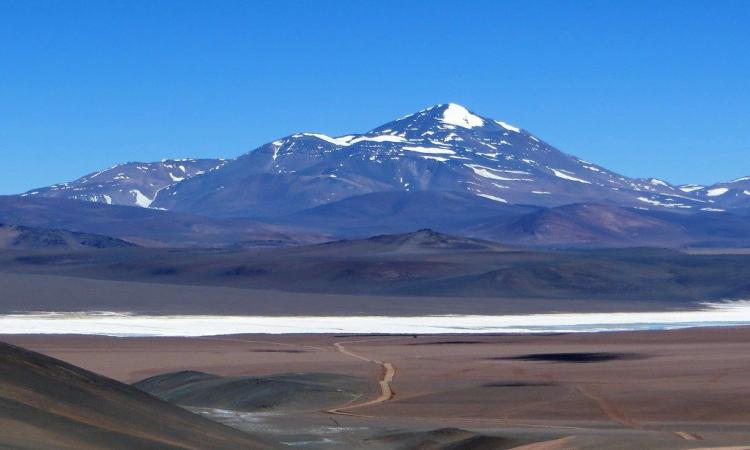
[440,103,484,129]
[707,187,729,197]
[349,134,406,144]
[649,178,670,187]
[637,197,693,209]
[583,165,602,173]
[466,165,534,182]
[477,193,508,203]
[402,146,456,155]
[298,133,352,146]
[421,155,450,162]
[679,184,704,193]
[494,120,521,133]
[550,168,591,184]
[129,189,153,208]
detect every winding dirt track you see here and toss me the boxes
[326,338,398,417]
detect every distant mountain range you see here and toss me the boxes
[7,104,750,248]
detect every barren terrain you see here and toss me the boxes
[5,327,750,448]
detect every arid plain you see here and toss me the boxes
[5,327,750,449]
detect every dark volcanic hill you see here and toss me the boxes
[0,342,275,449]
[0,223,137,250]
[23,158,227,208]
[312,228,513,255]
[151,103,711,217]
[135,371,369,413]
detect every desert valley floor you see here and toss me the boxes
[5,327,750,449]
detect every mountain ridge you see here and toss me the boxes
[7,103,750,248]
[22,158,228,208]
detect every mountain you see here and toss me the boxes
[150,103,712,217]
[0,342,275,449]
[684,176,750,210]
[0,196,322,247]
[22,158,228,208]
[0,223,137,250]
[11,103,750,248]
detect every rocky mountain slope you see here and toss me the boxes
[23,158,227,208]
[683,176,750,209]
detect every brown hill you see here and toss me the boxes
[0,341,277,449]
[0,223,137,250]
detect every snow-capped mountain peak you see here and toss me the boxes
[439,103,485,129]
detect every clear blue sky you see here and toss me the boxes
[1,0,749,194]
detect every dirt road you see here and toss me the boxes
[326,338,397,416]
